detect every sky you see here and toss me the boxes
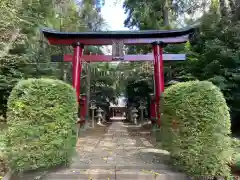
[101,0,128,31]
[100,0,129,55]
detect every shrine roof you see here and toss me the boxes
[41,27,196,45]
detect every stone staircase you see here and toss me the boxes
[42,166,187,180]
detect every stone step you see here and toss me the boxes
[43,168,187,180]
[12,168,187,180]
[115,169,187,180]
[43,169,115,180]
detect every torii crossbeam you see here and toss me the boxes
[41,27,196,127]
[51,54,186,62]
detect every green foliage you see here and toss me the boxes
[0,154,7,178]
[0,0,106,118]
[231,138,240,167]
[233,154,240,169]
[0,125,7,177]
[232,138,240,150]
[123,0,240,131]
[81,63,117,102]
[161,81,232,177]
[82,63,119,116]
[123,0,209,29]
[181,11,240,131]
[5,78,77,172]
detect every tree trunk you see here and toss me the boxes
[163,0,170,27]
[219,0,227,16]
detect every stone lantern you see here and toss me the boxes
[96,107,104,126]
[131,107,138,125]
[139,101,146,124]
[90,101,97,128]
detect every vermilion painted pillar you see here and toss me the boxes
[150,94,157,124]
[72,42,84,103]
[152,41,166,127]
[80,95,87,121]
[152,49,158,124]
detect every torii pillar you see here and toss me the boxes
[152,41,167,127]
[72,42,84,104]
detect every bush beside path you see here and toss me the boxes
[4,78,78,172]
[160,81,233,178]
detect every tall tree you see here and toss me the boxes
[122,0,240,129]
[123,0,211,29]
[0,0,106,117]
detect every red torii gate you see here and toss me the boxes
[41,28,195,127]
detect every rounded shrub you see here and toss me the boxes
[160,81,232,177]
[5,78,78,172]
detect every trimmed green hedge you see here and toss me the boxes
[160,81,232,177]
[5,78,78,172]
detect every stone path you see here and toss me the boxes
[45,121,186,180]
[13,121,187,180]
